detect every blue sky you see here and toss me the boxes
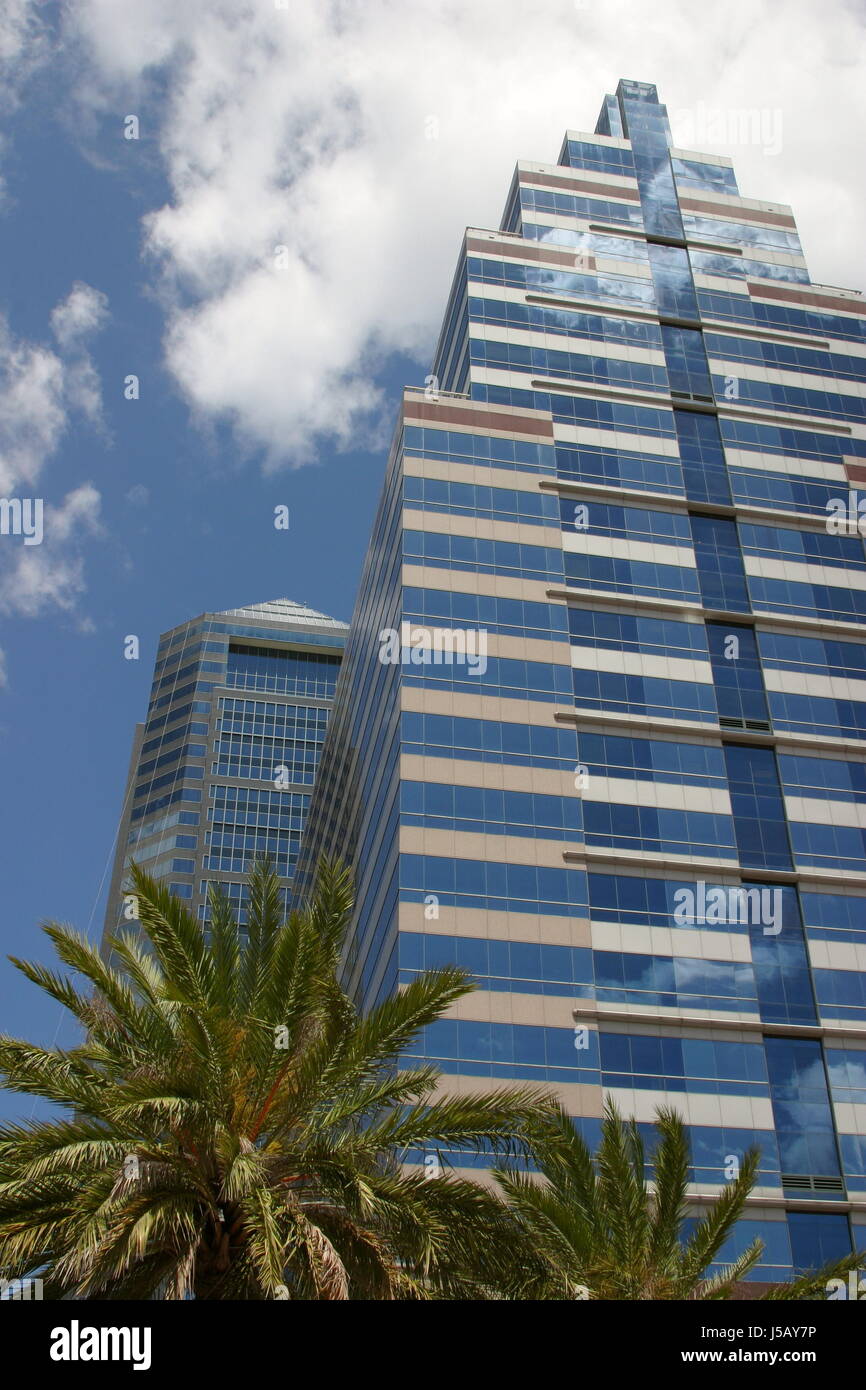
[0,107,411,1118]
[0,0,863,1121]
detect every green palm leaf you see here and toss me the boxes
[494,1099,865,1300]
[0,855,552,1299]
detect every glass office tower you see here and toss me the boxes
[294,79,866,1282]
[104,598,347,941]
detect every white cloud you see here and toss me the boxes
[51,283,111,431]
[0,284,108,493]
[0,484,102,619]
[64,0,866,465]
[0,289,107,625]
[50,281,109,351]
[0,328,67,493]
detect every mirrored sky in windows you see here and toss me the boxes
[0,0,864,1116]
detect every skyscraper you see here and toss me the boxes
[104,598,347,942]
[294,80,866,1282]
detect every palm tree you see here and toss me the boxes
[0,857,553,1299]
[494,1100,864,1300]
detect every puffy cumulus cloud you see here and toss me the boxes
[0,283,108,492]
[0,328,66,494]
[0,288,107,626]
[51,282,111,431]
[0,484,102,620]
[50,281,109,351]
[64,0,866,465]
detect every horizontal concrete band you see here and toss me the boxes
[747,280,866,316]
[403,452,554,493]
[399,822,574,870]
[466,234,595,270]
[564,846,866,890]
[679,195,797,229]
[402,393,554,440]
[400,753,575,796]
[401,504,562,549]
[401,563,562,607]
[516,168,640,201]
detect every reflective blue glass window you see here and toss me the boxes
[563,138,636,178]
[600,1030,767,1096]
[741,522,866,571]
[226,644,340,698]
[764,1037,841,1178]
[768,690,866,742]
[706,623,769,726]
[565,551,700,603]
[583,800,737,859]
[826,1049,866,1106]
[673,409,732,506]
[671,157,738,195]
[748,885,817,1026]
[814,968,866,1023]
[723,744,792,871]
[577,731,726,788]
[661,324,713,398]
[802,892,866,946]
[569,606,708,661]
[647,243,698,318]
[788,1212,851,1272]
[619,94,684,239]
[556,441,684,495]
[573,668,718,722]
[690,515,751,613]
[583,949,756,1013]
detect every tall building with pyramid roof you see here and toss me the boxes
[103,597,348,946]
[292,78,866,1281]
